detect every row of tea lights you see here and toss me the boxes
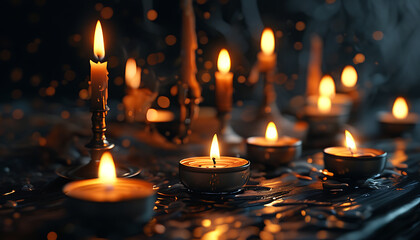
[63,126,387,223]
[62,20,413,225]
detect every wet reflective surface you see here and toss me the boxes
[1,105,420,239]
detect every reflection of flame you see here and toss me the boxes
[217,49,231,74]
[341,65,358,88]
[146,109,158,122]
[261,28,275,55]
[125,58,141,89]
[93,20,105,60]
[392,97,408,119]
[345,130,357,153]
[210,134,220,162]
[317,96,331,113]
[265,122,278,141]
[99,152,117,184]
[319,75,335,98]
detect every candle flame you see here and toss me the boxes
[317,96,331,113]
[125,58,141,89]
[93,20,105,60]
[392,97,408,119]
[146,108,158,122]
[217,49,231,74]
[210,134,220,162]
[319,75,335,98]
[261,28,275,55]
[265,122,278,141]
[341,65,358,88]
[345,130,357,154]
[98,152,117,184]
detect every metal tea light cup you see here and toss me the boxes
[323,147,387,180]
[179,157,250,194]
[246,137,302,167]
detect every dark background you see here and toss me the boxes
[1,0,420,109]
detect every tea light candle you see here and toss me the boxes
[258,28,276,72]
[307,75,352,113]
[90,21,109,111]
[305,96,348,136]
[378,97,419,136]
[179,134,250,193]
[215,49,233,113]
[246,122,301,167]
[323,130,387,180]
[63,153,156,223]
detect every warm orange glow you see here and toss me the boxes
[93,20,105,60]
[319,75,335,98]
[210,134,220,162]
[217,49,231,74]
[125,58,141,89]
[317,96,331,113]
[392,97,409,119]
[261,28,275,55]
[98,152,117,184]
[341,65,358,88]
[265,122,278,141]
[345,130,357,153]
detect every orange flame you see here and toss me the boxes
[392,97,408,119]
[93,20,105,60]
[317,96,331,113]
[265,122,278,141]
[125,58,141,89]
[210,134,220,162]
[261,28,275,55]
[341,65,358,88]
[345,130,357,154]
[217,49,231,74]
[98,152,117,184]
[319,75,335,98]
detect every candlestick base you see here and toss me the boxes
[56,161,140,180]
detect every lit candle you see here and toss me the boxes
[90,20,109,111]
[307,74,352,114]
[323,130,387,180]
[340,65,358,91]
[215,49,234,113]
[179,134,250,193]
[378,97,419,136]
[63,152,156,222]
[304,93,348,138]
[246,122,302,167]
[258,28,276,72]
[123,58,158,122]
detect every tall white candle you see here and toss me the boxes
[215,49,233,113]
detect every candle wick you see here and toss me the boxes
[212,157,216,166]
[348,147,354,156]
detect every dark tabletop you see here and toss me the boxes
[0,101,420,240]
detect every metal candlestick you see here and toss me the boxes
[56,106,140,180]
